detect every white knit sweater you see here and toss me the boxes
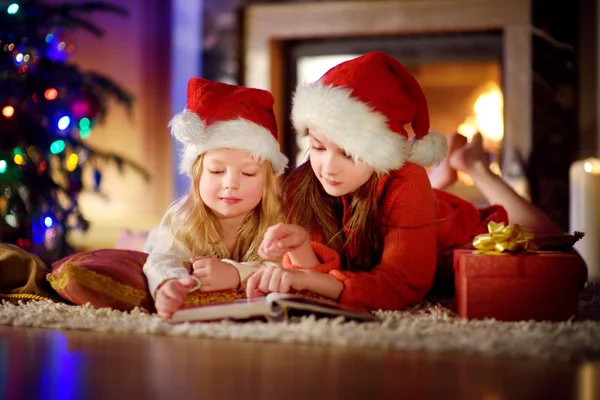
[142,205,277,298]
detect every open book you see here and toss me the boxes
[170,292,376,323]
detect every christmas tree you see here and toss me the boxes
[0,1,148,262]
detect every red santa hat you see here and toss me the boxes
[292,51,447,173]
[170,78,288,177]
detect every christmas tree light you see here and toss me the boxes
[0,1,149,262]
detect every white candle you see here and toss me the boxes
[570,158,600,282]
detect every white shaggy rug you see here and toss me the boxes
[2,285,600,362]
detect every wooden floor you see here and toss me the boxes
[0,326,598,400]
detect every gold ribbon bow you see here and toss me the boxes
[472,221,537,255]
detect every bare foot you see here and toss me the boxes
[448,132,489,177]
[428,133,468,189]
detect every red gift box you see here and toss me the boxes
[454,249,585,322]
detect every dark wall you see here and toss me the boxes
[529,0,581,230]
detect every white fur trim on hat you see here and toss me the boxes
[170,111,288,177]
[292,84,409,173]
[407,131,448,167]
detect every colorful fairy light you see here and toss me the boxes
[1,2,137,258]
[80,128,91,139]
[2,106,14,118]
[7,4,19,15]
[44,216,54,228]
[57,115,70,130]
[5,215,17,228]
[50,140,65,154]
[26,146,38,161]
[44,88,58,100]
[79,118,91,139]
[16,238,31,248]
[79,117,90,129]
[13,148,24,165]
[66,153,78,171]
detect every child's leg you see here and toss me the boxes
[449,133,564,236]
[428,133,468,189]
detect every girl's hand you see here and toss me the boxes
[259,223,310,260]
[245,266,306,298]
[190,257,241,291]
[155,277,197,319]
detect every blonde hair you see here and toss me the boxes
[169,154,282,262]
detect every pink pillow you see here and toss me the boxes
[47,249,155,312]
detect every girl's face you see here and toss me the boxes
[199,149,266,222]
[308,129,374,197]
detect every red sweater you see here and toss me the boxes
[283,163,508,311]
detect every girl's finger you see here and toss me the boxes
[246,269,265,297]
[280,272,293,293]
[156,296,183,316]
[262,230,279,250]
[247,288,267,299]
[191,259,210,270]
[190,256,210,264]
[178,277,197,288]
[259,244,282,261]
[258,243,269,259]
[163,284,187,301]
[268,268,283,292]
[192,268,210,278]
[276,236,297,251]
[258,267,275,293]
[277,230,305,251]
[192,273,209,288]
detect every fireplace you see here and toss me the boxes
[242,0,531,203]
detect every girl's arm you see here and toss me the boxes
[299,269,344,300]
[246,265,344,300]
[142,212,193,298]
[329,170,438,310]
[287,239,320,268]
[282,224,436,310]
[220,260,280,290]
[260,223,321,268]
[283,168,438,310]
[329,222,436,310]
[282,241,341,273]
[282,222,436,309]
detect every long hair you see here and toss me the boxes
[168,154,282,262]
[282,160,383,271]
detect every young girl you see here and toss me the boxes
[247,51,561,310]
[143,78,288,319]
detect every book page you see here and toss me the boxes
[170,296,273,323]
[266,293,376,322]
